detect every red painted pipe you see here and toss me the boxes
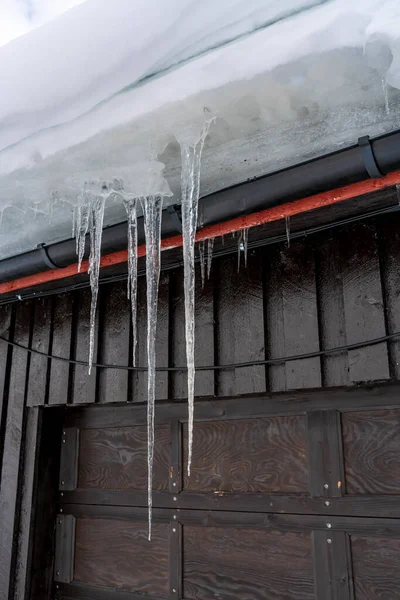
[1,169,400,296]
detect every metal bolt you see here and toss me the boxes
[56,571,60,576]
[172,528,176,533]
[172,482,176,487]
[62,440,66,443]
[61,481,65,485]
[325,501,330,507]
[63,431,66,435]
[173,515,177,520]
[56,585,59,589]
[327,538,332,544]
[58,520,62,524]
[326,523,332,529]
[173,497,177,501]
[323,483,329,490]
[172,589,176,594]
[60,509,63,513]
[61,493,64,497]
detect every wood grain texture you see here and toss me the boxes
[14,407,40,600]
[266,242,321,392]
[72,289,98,405]
[74,518,169,596]
[376,214,400,380]
[315,235,349,387]
[351,536,400,599]
[0,302,32,600]
[48,292,74,405]
[342,409,400,494]
[134,273,169,402]
[183,416,308,493]
[183,525,314,600]
[78,424,170,491]
[340,223,389,383]
[170,265,215,398]
[27,297,52,406]
[97,282,130,404]
[216,252,266,396]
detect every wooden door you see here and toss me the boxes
[54,384,400,599]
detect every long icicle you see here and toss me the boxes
[124,198,138,365]
[87,195,106,374]
[180,115,214,477]
[141,194,163,541]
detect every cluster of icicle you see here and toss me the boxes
[72,114,251,539]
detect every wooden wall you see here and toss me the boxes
[1,211,400,598]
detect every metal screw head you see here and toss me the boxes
[326,523,332,529]
[172,589,176,594]
[323,483,329,490]
[172,482,176,487]
[325,501,330,507]
[60,492,64,497]
[173,497,177,501]
[172,528,176,533]
[60,509,63,513]
[58,520,62,524]
[327,538,332,544]
[56,571,60,576]
[61,481,65,485]
[173,515,177,520]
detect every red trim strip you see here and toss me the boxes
[1,170,400,295]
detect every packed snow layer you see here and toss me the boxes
[0,0,400,258]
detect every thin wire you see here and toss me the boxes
[0,331,399,372]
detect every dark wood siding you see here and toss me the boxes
[2,211,400,598]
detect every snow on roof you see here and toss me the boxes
[0,0,400,259]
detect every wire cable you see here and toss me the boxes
[0,330,399,372]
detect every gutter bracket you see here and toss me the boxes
[358,136,383,179]
[36,243,60,270]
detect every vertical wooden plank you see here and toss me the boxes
[134,273,169,403]
[59,427,80,491]
[267,241,321,392]
[0,301,32,600]
[307,410,344,498]
[135,276,148,403]
[216,251,265,396]
[27,297,52,407]
[315,235,349,387]
[30,407,63,600]
[313,530,354,600]
[340,223,389,383]
[168,521,182,600]
[194,264,215,397]
[98,282,129,404]
[48,293,74,406]
[54,514,76,583]
[72,289,98,405]
[376,213,400,379]
[0,303,12,431]
[170,269,186,400]
[169,421,182,493]
[14,407,41,600]
[156,273,170,401]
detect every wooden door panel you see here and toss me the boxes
[342,409,400,495]
[182,416,308,493]
[78,424,170,491]
[74,517,169,597]
[56,385,400,600]
[183,526,314,600]
[351,536,400,599]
